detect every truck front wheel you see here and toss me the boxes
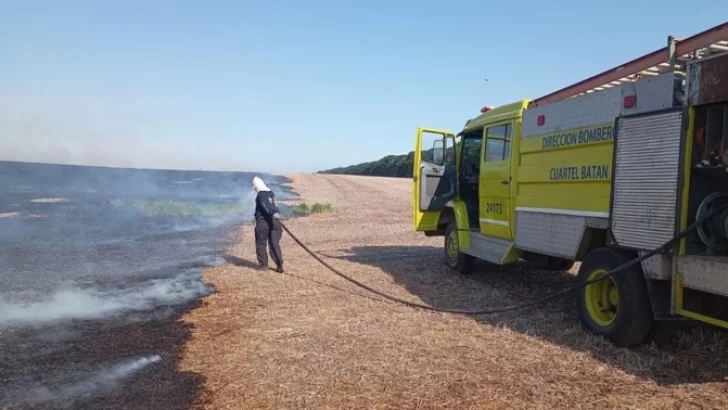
[576,247,654,347]
[444,222,475,275]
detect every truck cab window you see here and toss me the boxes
[485,124,512,162]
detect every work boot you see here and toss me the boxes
[275,265,284,273]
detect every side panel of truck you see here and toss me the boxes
[514,73,679,261]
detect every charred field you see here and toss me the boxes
[0,161,292,409]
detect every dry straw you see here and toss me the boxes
[180,174,728,410]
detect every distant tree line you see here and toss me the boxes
[318,143,482,178]
[317,151,418,178]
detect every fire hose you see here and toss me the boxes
[278,203,728,315]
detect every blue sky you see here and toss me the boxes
[1,0,726,174]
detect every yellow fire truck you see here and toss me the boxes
[412,21,728,347]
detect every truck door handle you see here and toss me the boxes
[501,180,509,185]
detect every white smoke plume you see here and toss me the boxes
[0,273,212,328]
[2,355,162,407]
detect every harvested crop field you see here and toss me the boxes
[181,174,728,410]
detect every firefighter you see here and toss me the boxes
[252,176,284,273]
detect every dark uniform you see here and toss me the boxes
[254,190,284,272]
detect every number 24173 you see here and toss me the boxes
[485,203,503,214]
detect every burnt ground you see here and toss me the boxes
[1,301,207,410]
[0,161,291,409]
[0,217,231,409]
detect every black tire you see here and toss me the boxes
[444,222,475,275]
[576,247,654,348]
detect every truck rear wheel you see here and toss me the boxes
[576,247,654,347]
[444,222,475,275]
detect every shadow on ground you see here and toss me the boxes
[0,300,209,410]
[222,254,261,270]
[223,254,385,304]
[319,245,728,386]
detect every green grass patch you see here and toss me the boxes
[290,202,334,216]
[134,200,245,217]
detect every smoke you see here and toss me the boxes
[2,355,163,408]
[0,162,291,406]
[0,272,213,328]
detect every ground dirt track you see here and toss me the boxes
[180,174,728,410]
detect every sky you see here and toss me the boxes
[1,0,726,174]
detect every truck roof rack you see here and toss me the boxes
[531,21,728,107]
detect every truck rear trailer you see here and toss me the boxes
[412,21,728,347]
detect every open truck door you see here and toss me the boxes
[413,127,457,232]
